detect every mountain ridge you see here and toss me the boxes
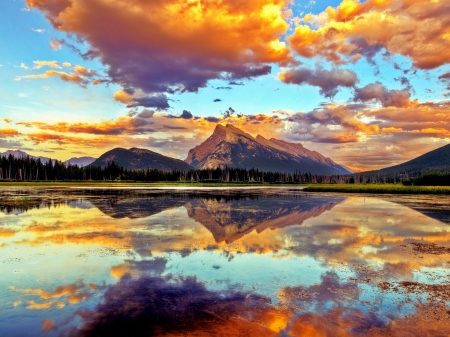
[185,124,351,175]
[361,143,450,178]
[90,147,193,171]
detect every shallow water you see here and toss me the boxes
[1,187,450,336]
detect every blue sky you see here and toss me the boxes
[1,0,450,170]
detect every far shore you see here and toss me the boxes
[1,181,450,194]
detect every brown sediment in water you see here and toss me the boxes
[409,242,450,255]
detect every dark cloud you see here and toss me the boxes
[213,99,222,102]
[205,116,220,123]
[279,67,358,98]
[349,36,384,73]
[216,86,232,90]
[136,110,155,119]
[126,94,170,110]
[354,82,412,107]
[438,72,450,90]
[228,81,245,86]
[0,140,23,148]
[166,110,193,119]
[180,110,193,119]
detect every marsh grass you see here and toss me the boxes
[303,184,450,194]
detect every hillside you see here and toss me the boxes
[362,143,450,178]
[90,147,193,171]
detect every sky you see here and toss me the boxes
[1,0,450,171]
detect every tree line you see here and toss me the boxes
[2,154,448,185]
[1,154,353,183]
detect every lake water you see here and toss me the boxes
[1,187,450,336]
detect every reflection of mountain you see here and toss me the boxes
[388,198,450,224]
[92,196,188,219]
[185,195,344,243]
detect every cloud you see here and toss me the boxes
[33,60,62,69]
[73,65,95,77]
[439,72,450,80]
[278,66,358,98]
[288,0,450,69]
[213,99,222,102]
[136,110,155,119]
[15,70,84,84]
[50,37,62,50]
[64,275,281,337]
[20,63,29,70]
[167,110,193,119]
[354,82,413,107]
[205,116,220,123]
[0,129,20,137]
[27,0,293,104]
[126,94,170,110]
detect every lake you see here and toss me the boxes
[1,187,450,336]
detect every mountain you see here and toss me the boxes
[65,156,96,167]
[0,149,51,163]
[185,124,351,175]
[90,147,193,171]
[362,143,450,178]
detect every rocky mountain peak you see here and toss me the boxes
[185,124,351,174]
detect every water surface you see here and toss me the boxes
[1,187,450,336]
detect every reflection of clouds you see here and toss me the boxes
[280,272,359,311]
[11,281,100,310]
[66,276,285,337]
[110,258,167,279]
[3,190,450,336]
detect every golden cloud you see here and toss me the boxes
[32,60,62,69]
[0,129,20,137]
[15,70,84,83]
[26,0,294,108]
[289,0,450,69]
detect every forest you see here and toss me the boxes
[1,154,448,185]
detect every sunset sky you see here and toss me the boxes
[1,0,450,171]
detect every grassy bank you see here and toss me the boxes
[2,181,450,194]
[303,183,450,194]
[0,181,295,188]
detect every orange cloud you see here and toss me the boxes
[27,0,293,108]
[73,65,95,77]
[0,228,17,237]
[32,60,61,69]
[289,0,450,69]
[113,90,133,104]
[27,300,54,310]
[0,129,20,137]
[15,70,84,83]
[42,319,56,332]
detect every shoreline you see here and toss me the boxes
[1,182,450,194]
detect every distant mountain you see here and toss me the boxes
[362,143,450,178]
[65,156,96,167]
[185,124,351,175]
[90,147,193,171]
[0,149,51,163]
